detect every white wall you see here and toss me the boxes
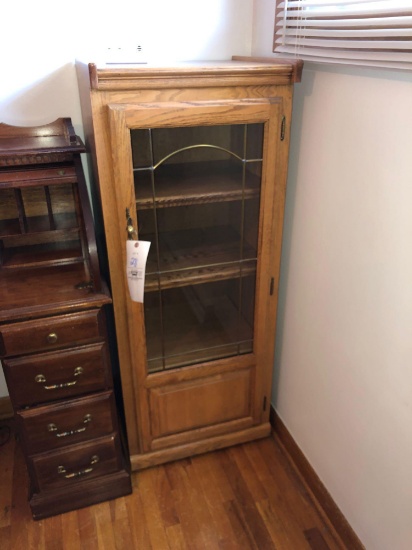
[0,0,253,129]
[0,0,253,397]
[253,1,412,549]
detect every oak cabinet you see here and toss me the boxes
[77,57,302,469]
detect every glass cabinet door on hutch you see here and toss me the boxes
[132,122,263,372]
[77,58,302,469]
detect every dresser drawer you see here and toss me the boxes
[30,435,121,492]
[3,342,110,407]
[17,391,116,454]
[0,310,102,357]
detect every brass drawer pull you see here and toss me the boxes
[57,455,99,479]
[46,332,58,344]
[47,414,92,438]
[35,366,84,390]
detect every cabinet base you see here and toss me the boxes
[29,468,132,520]
[131,422,271,470]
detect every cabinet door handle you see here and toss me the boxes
[35,366,84,390]
[126,208,137,239]
[57,455,99,479]
[47,414,92,438]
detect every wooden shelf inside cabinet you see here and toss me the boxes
[135,161,261,209]
[145,288,254,372]
[0,214,79,237]
[144,226,257,291]
[0,118,132,519]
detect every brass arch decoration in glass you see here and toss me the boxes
[152,144,244,170]
[130,123,264,372]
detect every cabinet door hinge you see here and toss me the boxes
[263,396,267,411]
[280,116,286,141]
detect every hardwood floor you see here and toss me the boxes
[0,419,346,549]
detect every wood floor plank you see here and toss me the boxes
[164,459,217,550]
[230,442,310,548]
[227,444,267,502]
[0,422,353,550]
[77,505,98,550]
[189,453,242,549]
[254,438,344,549]
[94,501,117,550]
[183,457,230,549]
[125,478,152,549]
[0,525,11,550]
[188,452,226,504]
[44,514,64,550]
[9,439,31,550]
[257,497,310,549]
[223,499,262,550]
[196,450,235,503]
[0,422,14,528]
[61,510,81,550]
[244,440,318,544]
[219,449,276,550]
[138,467,172,549]
[304,527,333,550]
[151,464,180,529]
[109,497,135,550]
[165,523,188,550]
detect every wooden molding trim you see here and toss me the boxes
[270,406,365,550]
[0,396,13,420]
[132,423,271,470]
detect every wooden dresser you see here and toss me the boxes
[0,119,131,519]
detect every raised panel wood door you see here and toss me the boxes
[107,98,283,464]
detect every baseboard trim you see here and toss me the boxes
[0,396,13,420]
[270,406,364,550]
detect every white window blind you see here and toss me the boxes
[274,0,412,70]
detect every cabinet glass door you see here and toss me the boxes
[131,124,263,372]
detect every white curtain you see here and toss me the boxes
[274,0,412,70]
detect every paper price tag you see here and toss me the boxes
[126,240,151,302]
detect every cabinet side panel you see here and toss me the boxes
[255,85,295,423]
